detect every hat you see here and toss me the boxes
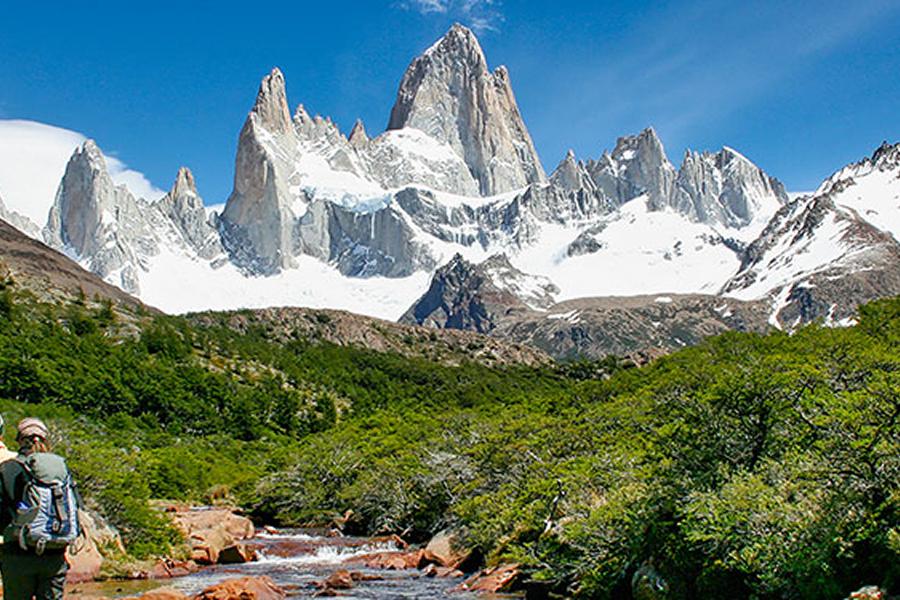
[17,418,49,440]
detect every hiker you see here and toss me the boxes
[0,418,81,600]
[0,415,16,464]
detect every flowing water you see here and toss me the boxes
[159,529,511,599]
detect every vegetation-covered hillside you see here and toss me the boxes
[0,273,896,598]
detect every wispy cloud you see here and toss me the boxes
[538,0,899,158]
[399,0,503,33]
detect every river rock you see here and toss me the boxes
[422,530,471,570]
[323,570,354,590]
[454,564,521,593]
[66,509,126,583]
[422,564,464,578]
[194,576,285,600]
[218,543,257,564]
[346,549,425,570]
[170,508,255,565]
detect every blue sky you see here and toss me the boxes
[1,0,898,203]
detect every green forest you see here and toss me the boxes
[0,279,896,598]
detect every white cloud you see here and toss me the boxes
[105,155,166,204]
[408,0,448,13]
[401,0,502,33]
[0,119,164,228]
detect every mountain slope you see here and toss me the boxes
[1,25,896,361]
[723,142,900,328]
[0,217,150,311]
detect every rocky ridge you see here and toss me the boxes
[188,304,550,367]
[45,141,222,294]
[3,24,897,359]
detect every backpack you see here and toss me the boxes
[4,452,80,554]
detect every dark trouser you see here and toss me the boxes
[0,550,67,600]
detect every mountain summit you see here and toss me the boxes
[6,27,897,355]
[388,23,546,195]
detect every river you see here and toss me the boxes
[101,528,517,599]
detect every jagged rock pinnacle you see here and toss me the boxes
[252,68,292,134]
[172,166,197,196]
[387,23,546,195]
[348,119,369,146]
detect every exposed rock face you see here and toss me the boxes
[670,147,789,227]
[492,294,771,360]
[722,145,900,329]
[221,68,299,274]
[387,23,546,195]
[586,128,676,210]
[45,140,147,292]
[400,253,557,333]
[0,217,151,312]
[159,167,223,261]
[551,128,788,228]
[0,193,40,239]
[44,141,224,295]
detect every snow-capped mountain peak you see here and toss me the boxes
[2,26,896,345]
[387,23,546,196]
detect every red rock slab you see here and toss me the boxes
[345,549,426,570]
[193,576,285,600]
[454,564,521,593]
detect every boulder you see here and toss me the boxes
[218,544,257,564]
[66,509,126,583]
[194,576,285,600]
[170,508,255,566]
[346,549,425,570]
[322,570,354,590]
[313,570,383,596]
[454,564,521,593]
[422,530,470,570]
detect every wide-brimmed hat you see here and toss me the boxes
[17,417,49,440]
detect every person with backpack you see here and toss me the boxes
[0,418,81,600]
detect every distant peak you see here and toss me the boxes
[720,145,751,162]
[73,139,108,172]
[613,127,666,161]
[349,119,369,145]
[293,103,311,123]
[565,149,577,161]
[482,253,514,270]
[872,140,900,167]
[172,166,197,196]
[251,67,291,133]
[422,21,487,66]
[80,139,104,160]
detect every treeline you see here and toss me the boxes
[255,299,899,598]
[0,279,896,597]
